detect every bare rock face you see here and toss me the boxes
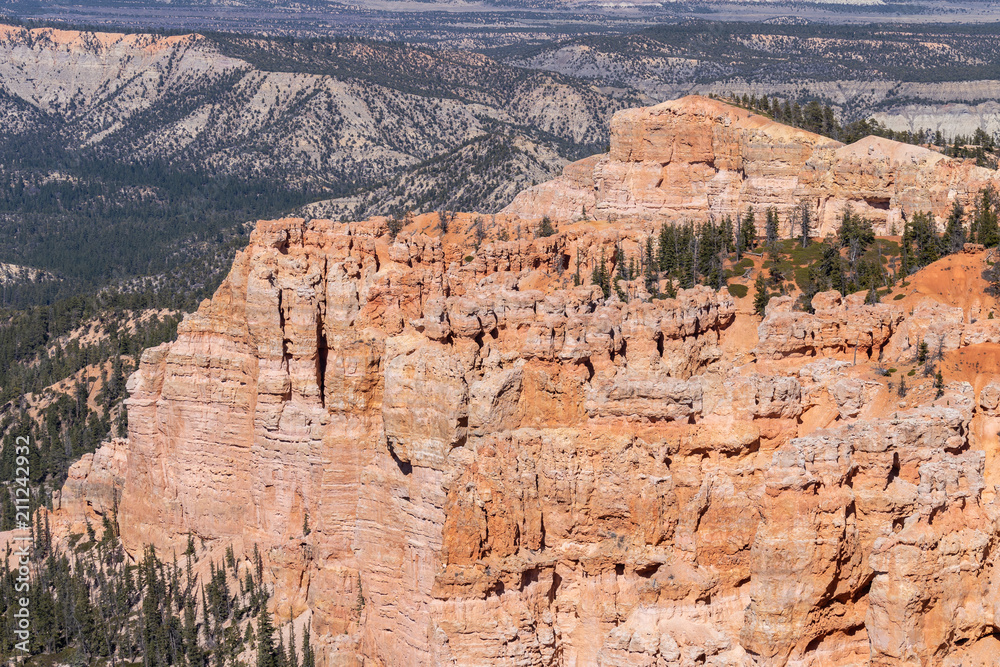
[504,95,1000,236]
[756,291,904,361]
[79,215,1000,667]
[54,438,129,535]
[881,297,1000,363]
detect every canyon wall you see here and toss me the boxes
[53,96,1000,666]
[60,213,1000,666]
[504,95,1000,237]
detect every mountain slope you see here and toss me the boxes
[0,24,636,293]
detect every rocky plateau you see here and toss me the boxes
[52,96,1000,666]
[504,95,1000,237]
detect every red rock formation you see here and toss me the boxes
[504,95,1000,237]
[42,96,1000,667]
[52,214,994,667]
[53,437,129,537]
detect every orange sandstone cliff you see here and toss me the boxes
[504,95,1000,237]
[54,99,1000,667]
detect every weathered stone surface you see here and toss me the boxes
[756,291,904,360]
[504,95,1000,237]
[63,217,1000,666]
[54,438,129,535]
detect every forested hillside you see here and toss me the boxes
[0,24,634,303]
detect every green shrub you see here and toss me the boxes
[728,283,749,298]
[893,293,906,300]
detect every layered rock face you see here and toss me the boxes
[69,214,1000,667]
[504,96,1000,236]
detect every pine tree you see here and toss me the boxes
[720,215,734,253]
[866,286,879,304]
[183,595,204,667]
[536,216,556,238]
[657,224,675,274]
[765,207,779,249]
[643,236,658,295]
[900,239,911,278]
[741,210,756,251]
[591,251,610,299]
[277,630,287,667]
[257,606,278,667]
[902,212,940,270]
[301,624,316,667]
[696,222,717,284]
[986,258,1000,296]
[817,243,840,292]
[975,188,999,247]
[679,231,696,289]
[753,273,770,317]
[944,200,966,254]
[799,201,811,248]
[288,622,299,667]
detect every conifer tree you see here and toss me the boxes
[288,622,299,667]
[741,210,756,251]
[696,222,717,282]
[257,606,278,667]
[799,201,811,248]
[975,188,999,247]
[184,596,204,667]
[753,273,770,317]
[680,232,696,289]
[591,251,610,299]
[902,212,941,270]
[720,215,734,253]
[643,237,658,295]
[657,224,675,274]
[765,207,779,249]
[944,200,966,254]
[301,624,315,667]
